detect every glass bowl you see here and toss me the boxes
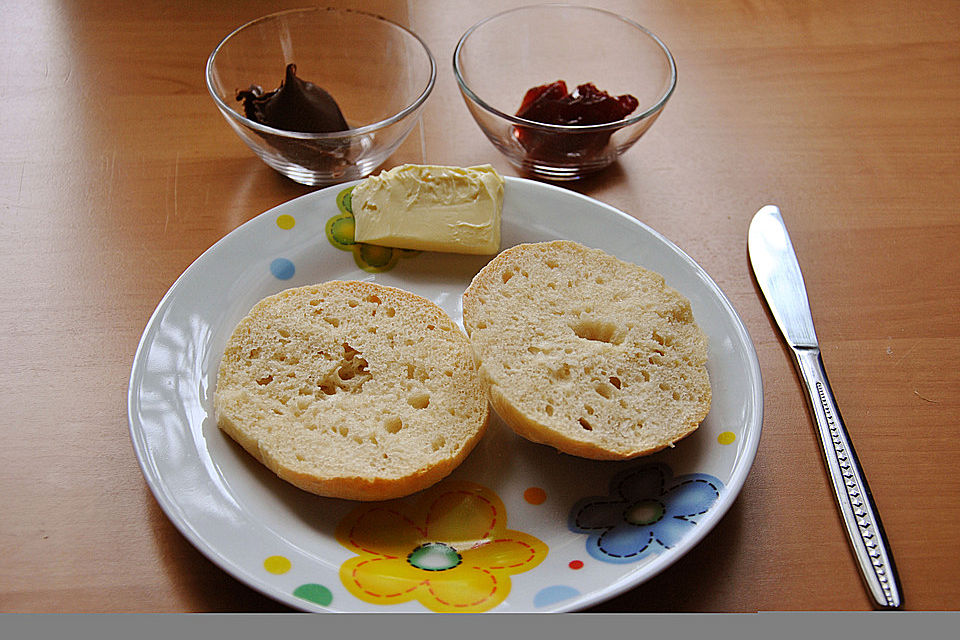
[453,4,676,181]
[206,7,436,186]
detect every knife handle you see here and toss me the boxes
[793,347,903,609]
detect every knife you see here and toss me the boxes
[748,205,903,610]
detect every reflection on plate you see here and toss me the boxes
[128,177,762,612]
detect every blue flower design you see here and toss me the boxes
[568,463,723,564]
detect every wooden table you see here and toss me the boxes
[2,0,957,613]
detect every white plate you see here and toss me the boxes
[128,177,762,613]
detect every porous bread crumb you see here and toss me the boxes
[461,240,711,460]
[215,281,489,501]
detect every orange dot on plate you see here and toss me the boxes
[524,487,547,505]
[718,431,736,445]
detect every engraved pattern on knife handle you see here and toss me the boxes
[814,380,898,607]
[794,348,902,609]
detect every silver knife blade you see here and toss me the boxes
[747,205,818,348]
[748,205,903,610]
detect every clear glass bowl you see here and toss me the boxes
[206,7,436,186]
[453,5,676,181]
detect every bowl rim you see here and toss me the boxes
[452,3,677,133]
[205,6,437,139]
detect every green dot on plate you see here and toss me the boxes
[624,499,665,526]
[336,186,354,214]
[293,583,333,606]
[358,243,394,268]
[329,216,355,245]
[408,542,462,571]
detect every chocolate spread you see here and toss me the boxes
[237,64,348,133]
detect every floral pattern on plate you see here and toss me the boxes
[325,186,419,273]
[129,177,762,612]
[568,462,723,564]
[336,480,548,612]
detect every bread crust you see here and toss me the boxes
[462,241,711,460]
[215,281,489,501]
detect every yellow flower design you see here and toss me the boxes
[336,481,548,612]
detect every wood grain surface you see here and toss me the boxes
[1,0,957,613]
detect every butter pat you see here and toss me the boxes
[351,164,504,255]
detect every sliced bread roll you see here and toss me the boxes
[215,281,489,501]
[461,240,711,460]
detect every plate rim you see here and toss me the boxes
[127,175,763,612]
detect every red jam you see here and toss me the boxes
[514,80,639,164]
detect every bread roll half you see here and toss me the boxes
[215,281,489,501]
[462,241,711,460]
